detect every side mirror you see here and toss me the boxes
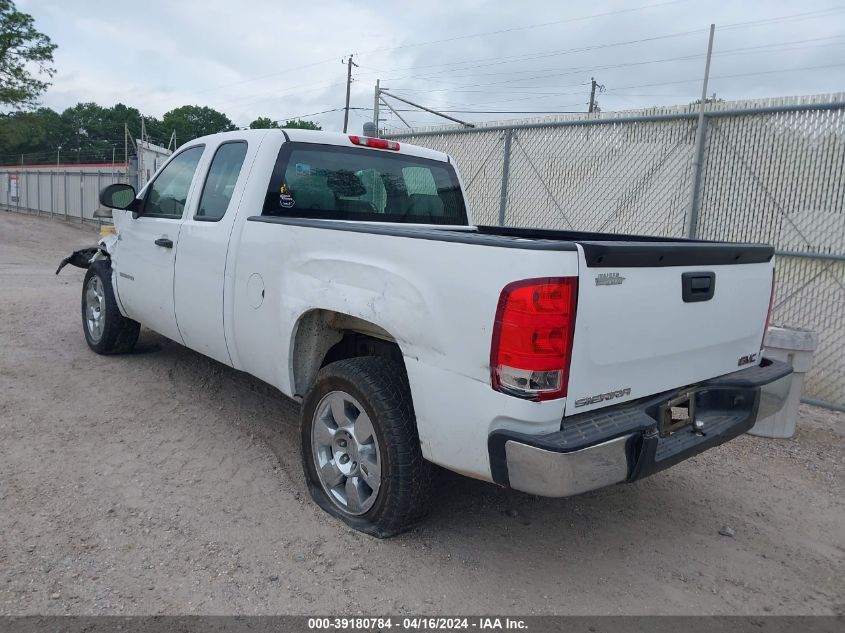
[99,183,139,212]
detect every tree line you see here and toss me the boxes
[0,103,321,166]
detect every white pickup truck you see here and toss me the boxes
[59,128,792,537]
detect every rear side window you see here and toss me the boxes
[196,141,248,221]
[261,142,467,225]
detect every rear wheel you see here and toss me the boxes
[301,357,433,537]
[82,260,140,354]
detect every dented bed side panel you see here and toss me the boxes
[228,221,579,480]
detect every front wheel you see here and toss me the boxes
[82,260,140,354]
[301,357,433,537]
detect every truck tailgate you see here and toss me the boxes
[565,240,775,416]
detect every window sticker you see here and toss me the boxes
[295,163,312,175]
[279,183,295,208]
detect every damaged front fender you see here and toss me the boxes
[55,235,116,275]
[56,247,100,275]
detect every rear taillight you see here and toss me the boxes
[490,277,578,401]
[761,270,776,351]
[348,135,400,151]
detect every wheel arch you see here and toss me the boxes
[290,308,405,398]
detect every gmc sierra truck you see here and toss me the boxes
[59,128,792,537]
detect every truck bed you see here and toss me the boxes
[250,216,775,266]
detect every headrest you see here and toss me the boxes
[327,170,366,197]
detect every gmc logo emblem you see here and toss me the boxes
[738,353,758,366]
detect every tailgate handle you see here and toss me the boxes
[682,272,715,302]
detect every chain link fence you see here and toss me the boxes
[386,94,845,410]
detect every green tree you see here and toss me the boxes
[0,0,57,109]
[281,118,322,130]
[0,102,163,165]
[161,105,237,144]
[0,101,302,165]
[249,116,280,129]
[59,102,143,163]
[0,107,61,163]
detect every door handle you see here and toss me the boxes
[681,271,716,302]
[154,238,173,248]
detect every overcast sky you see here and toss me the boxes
[16,0,845,137]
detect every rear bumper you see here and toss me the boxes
[488,358,793,497]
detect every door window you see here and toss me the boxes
[195,142,248,221]
[142,145,204,218]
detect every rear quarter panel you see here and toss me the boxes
[228,214,578,479]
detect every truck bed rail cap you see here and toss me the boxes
[248,216,579,251]
[578,240,775,267]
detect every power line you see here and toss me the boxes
[380,85,591,96]
[175,1,693,104]
[271,108,346,125]
[92,6,845,131]
[360,29,707,79]
[719,7,845,31]
[358,6,845,79]
[358,0,693,54]
[383,58,845,113]
[97,3,841,131]
[16,5,845,137]
[208,79,345,109]
[351,106,587,114]
[606,62,845,92]
[372,35,845,85]
[396,37,845,93]
[369,35,845,112]
[186,57,341,97]
[171,1,694,103]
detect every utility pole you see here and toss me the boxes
[342,54,358,133]
[373,79,381,136]
[139,116,146,187]
[588,77,605,113]
[124,123,128,164]
[57,147,61,166]
[685,23,716,239]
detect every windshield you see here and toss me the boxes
[262,142,468,225]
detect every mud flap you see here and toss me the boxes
[55,247,101,275]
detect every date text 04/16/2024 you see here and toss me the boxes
[307,617,528,630]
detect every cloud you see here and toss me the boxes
[17,0,845,132]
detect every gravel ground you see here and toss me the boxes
[0,211,843,616]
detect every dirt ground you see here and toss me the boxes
[0,210,842,616]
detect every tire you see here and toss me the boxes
[81,260,140,355]
[301,357,433,537]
